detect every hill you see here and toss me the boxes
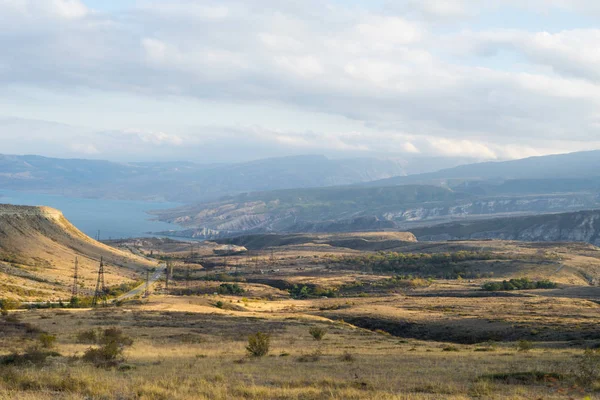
[215,232,417,251]
[152,185,467,239]
[0,204,157,301]
[0,154,406,202]
[153,180,600,239]
[366,150,600,190]
[411,209,600,247]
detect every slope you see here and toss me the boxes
[153,185,467,239]
[0,204,157,301]
[411,209,600,248]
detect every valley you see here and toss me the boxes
[0,209,598,399]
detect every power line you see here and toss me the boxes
[92,257,107,307]
[144,269,150,298]
[71,257,79,298]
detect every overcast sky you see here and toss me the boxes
[2,0,600,163]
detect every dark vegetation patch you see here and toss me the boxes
[478,371,564,385]
[325,251,503,279]
[0,348,61,366]
[323,315,600,344]
[482,278,557,291]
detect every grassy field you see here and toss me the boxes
[1,236,599,399]
[1,294,598,400]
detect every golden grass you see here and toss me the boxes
[1,292,598,400]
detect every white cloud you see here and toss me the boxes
[120,129,184,146]
[70,143,99,154]
[2,0,600,162]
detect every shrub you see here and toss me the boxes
[340,351,355,362]
[573,349,600,387]
[217,283,245,295]
[297,349,321,363]
[38,333,57,349]
[77,329,98,344]
[0,347,60,366]
[442,345,460,352]
[309,327,327,341]
[517,340,533,352]
[0,299,20,311]
[482,278,557,291]
[289,285,310,299]
[246,332,270,357]
[82,327,133,368]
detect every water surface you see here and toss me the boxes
[0,189,180,239]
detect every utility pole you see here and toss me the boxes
[92,257,107,307]
[165,261,170,291]
[185,266,191,289]
[71,257,79,298]
[144,269,150,297]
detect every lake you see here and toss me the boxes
[0,189,181,239]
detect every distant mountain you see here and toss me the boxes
[152,184,474,239]
[410,209,600,249]
[364,150,600,188]
[153,179,600,239]
[0,154,407,202]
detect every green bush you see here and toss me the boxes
[246,332,270,357]
[82,327,133,368]
[217,283,245,295]
[38,333,57,349]
[483,278,557,291]
[289,285,310,299]
[309,327,327,341]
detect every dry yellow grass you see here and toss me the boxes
[0,289,598,399]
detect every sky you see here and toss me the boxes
[2,0,600,163]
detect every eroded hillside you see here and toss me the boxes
[0,204,157,300]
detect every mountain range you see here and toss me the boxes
[151,150,600,240]
[0,154,408,202]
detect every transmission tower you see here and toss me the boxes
[144,269,150,297]
[165,261,170,291]
[92,257,107,306]
[71,257,79,298]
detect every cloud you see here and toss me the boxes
[70,143,99,154]
[2,0,600,162]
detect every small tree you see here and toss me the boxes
[309,327,327,341]
[246,332,270,357]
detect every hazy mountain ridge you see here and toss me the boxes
[363,150,600,187]
[0,154,407,202]
[152,150,600,239]
[154,189,600,239]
